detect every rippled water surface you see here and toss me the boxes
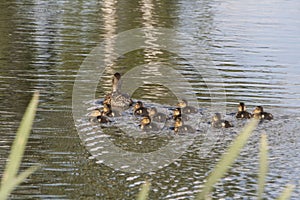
[0,0,299,199]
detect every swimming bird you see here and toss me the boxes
[235,102,252,119]
[174,117,195,134]
[140,115,159,131]
[148,107,167,123]
[252,106,273,120]
[89,109,111,123]
[177,99,198,114]
[102,103,121,117]
[173,108,189,121]
[133,101,149,117]
[109,73,133,108]
[211,113,233,128]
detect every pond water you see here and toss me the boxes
[0,0,299,199]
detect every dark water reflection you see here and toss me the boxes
[0,0,299,199]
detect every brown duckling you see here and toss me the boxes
[174,117,195,134]
[211,113,233,128]
[148,107,167,123]
[89,109,111,123]
[177,99,198,114]
[235,102,252,119]
[103,94,111,105]
[252,106,273,120]
[134,101,149,116]
[103,103,121,117]
[140,115,159,131]
[90,108,102,118]
[173,108,189,121]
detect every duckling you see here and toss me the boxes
[235,102,252,119]
[89,109,111,123]
[103,103,121,117]
[177,99,198,114]
[148,107,167,123]
[173,108,189,121]
[90,108,102,118]
[140,115,159,131]
[252,106,273,120]
[103,94,111,105]
[134,101,149,116]
[211,113,233,128]
[110,72,133,108]
[174,117,195,134]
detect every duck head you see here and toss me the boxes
[112,72,121,92]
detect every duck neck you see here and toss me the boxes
[112,77,121,93]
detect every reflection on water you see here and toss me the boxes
[0,0,299,199]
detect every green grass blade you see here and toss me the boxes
[0,92,39,199]
[0,166,39,199]
[137,181,151,200]
[276,184,294,200]
[258,134,268,200]
[197,119,259,199]
[12,166,39,188]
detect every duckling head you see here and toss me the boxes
[174,117,184,133]
[173,108,182,118]
[140,116,151,129]
[212,113,222,122]
[103,103,112,114]
[174,117,183,128]
[103,95,111,105]
[134,101,144,111]
[177,99,187,108]
[253,106,263,114]
[238,102,246,112]
[148,107,157,117]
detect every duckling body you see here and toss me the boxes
[252,106,273,120]
[148,107,167,123]
[89,109,102,118]
[177,99,198,114]
[173,108,189,121]
[140,116,159,132]
[174,118,195,134]
[236,102,252,119]
[95,115,111,123]
[211,113,233,128]
[134,101,149,117]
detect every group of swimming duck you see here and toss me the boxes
[89,73,273,133]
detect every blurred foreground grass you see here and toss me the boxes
[0,92,39,200]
